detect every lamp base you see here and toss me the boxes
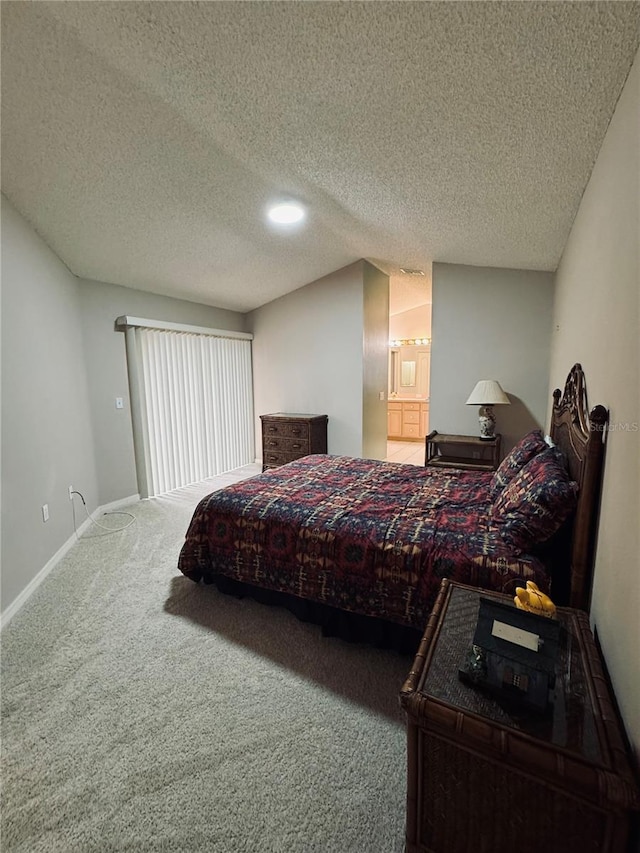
[478,405,496,440]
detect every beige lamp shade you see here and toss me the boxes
[465,380,510,406]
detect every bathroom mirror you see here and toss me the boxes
[401,360,416,387]
[389,350,399,395]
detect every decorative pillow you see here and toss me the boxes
[489,429,548,500]
[491,447,578,553]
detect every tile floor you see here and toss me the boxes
[385,440,425,466]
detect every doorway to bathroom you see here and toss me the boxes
[387,271,432,466]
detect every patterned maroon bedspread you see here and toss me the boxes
[178,455,548,630]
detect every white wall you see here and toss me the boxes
[1,196,248,615]
[389,304,432,339]
[1,195,99,611]
[549,51,639,759]
[78,278,246,505]
[430,264,554,453]
[248,262,367,459]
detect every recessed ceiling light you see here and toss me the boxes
[267,202,306,225]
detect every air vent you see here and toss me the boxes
[399,268,425,276]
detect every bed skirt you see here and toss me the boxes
[204,573,423,656]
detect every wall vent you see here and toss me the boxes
[399,268,425,276]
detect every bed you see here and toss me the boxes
[178,365,608,646]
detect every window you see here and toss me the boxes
[117,317,254,497]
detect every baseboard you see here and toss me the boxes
[0,493,140,630]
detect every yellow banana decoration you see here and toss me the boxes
[514,581,556,618]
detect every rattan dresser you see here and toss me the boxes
[399,579,640,853]
[260,413,328,471]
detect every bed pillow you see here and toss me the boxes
[491,446,578,553]
[489,429,548,500]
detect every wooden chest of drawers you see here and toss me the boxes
[260,413,328,471]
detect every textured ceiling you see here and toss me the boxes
[2,2,639,313]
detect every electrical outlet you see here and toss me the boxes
[115,397,124,409]
[42,504,49,522]
[69,485,74,501]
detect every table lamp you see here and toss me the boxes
[465,379,510,440]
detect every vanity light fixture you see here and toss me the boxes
[266,201,306,225]
[388,337,431,347]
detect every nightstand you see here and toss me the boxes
[425,430,501,471]
[399,579,640,853]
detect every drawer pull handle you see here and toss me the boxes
[268,440,279,446]
[291,429,301,435]
[267,427,278,433]
[292,443,301,449]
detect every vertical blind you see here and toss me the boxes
[117,317,254,497]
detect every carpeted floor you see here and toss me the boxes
[1,468,411,853]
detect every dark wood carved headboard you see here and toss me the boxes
[549,364,608,612]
